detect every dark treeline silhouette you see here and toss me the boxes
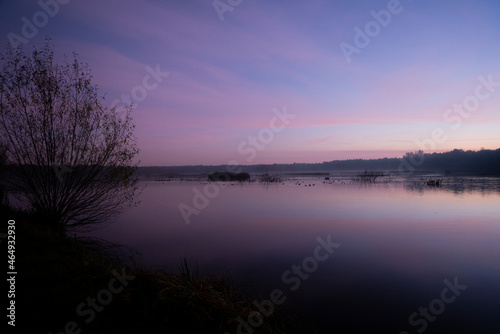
[135,149,500,177]
[405,149,500,175]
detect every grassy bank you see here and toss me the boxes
[2,206,319,333]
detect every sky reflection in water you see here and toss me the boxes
[88,178,500,332]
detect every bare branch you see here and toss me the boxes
[0,39,140,232]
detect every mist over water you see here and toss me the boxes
[86,175,500,332]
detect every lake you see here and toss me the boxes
[86,174,500,333]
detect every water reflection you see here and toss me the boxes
[403,176,500,195]
[85,176,500,333]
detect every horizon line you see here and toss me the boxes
[137,147,500,168]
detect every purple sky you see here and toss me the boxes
[1,0,499,166]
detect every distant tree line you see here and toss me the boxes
[405,149,500,175]
[135,149,500,176]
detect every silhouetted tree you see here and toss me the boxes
[0,39,140,232]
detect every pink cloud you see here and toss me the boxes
[306,135,339,145]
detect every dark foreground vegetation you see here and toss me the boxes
[3,206,320,334]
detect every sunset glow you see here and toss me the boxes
[1,0,499,165]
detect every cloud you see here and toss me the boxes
[306,135,339,145]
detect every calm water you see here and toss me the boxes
[87,175,500,333]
